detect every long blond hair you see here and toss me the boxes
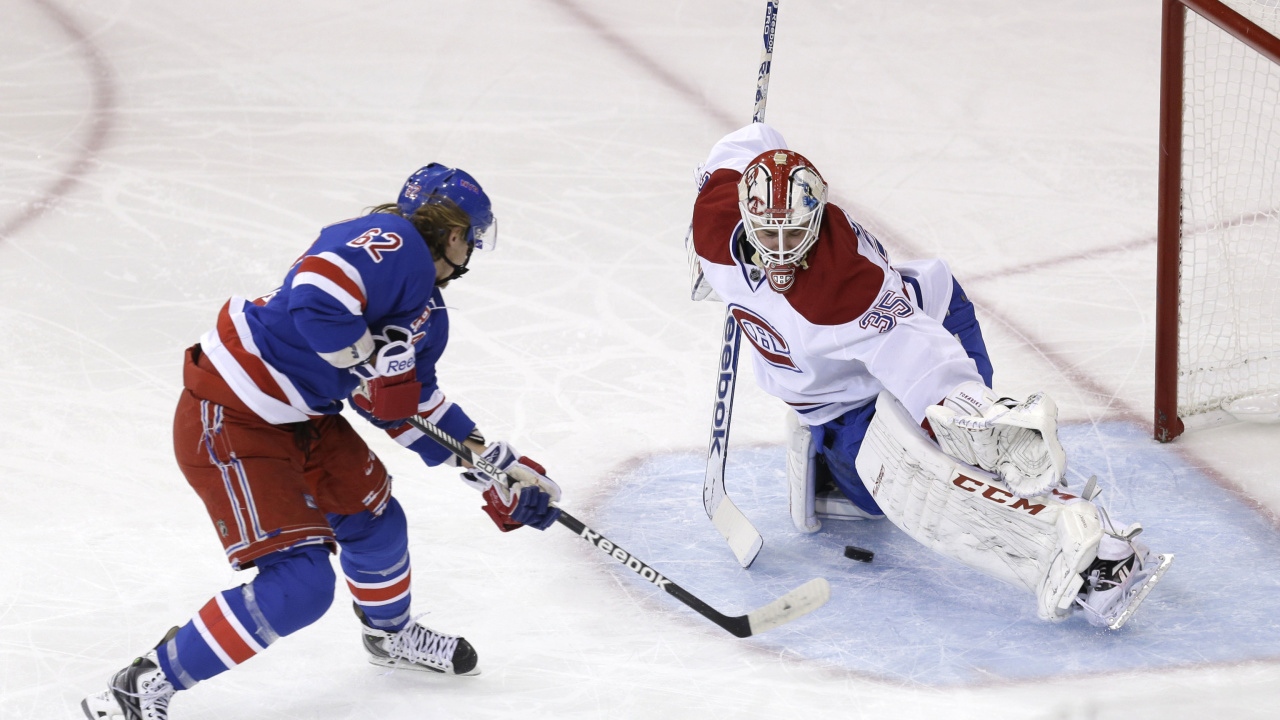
[367,197,470,259]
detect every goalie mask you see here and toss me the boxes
[737,149,827,293]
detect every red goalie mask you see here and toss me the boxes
[737,149,827,293]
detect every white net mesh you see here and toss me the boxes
[1178,0,1280,419]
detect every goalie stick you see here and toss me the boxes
[404,414,830,638]
[700,0,781,569]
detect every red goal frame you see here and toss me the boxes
[1154,0,1280,442]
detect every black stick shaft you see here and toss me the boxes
[552,510,750,637]
[404,415,752,637]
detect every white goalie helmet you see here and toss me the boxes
[737,148,828,293]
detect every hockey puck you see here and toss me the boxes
[844,545,874,563]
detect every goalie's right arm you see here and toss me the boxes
[924,381,1068,498]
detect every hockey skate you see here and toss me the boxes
[1075,522,1174,630]
[81,647,176,720]
[355,604,479,675]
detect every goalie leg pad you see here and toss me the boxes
[857,391,1099,620]
[1038,501,1102,622]
[786,411,821,533]
[787,411,884,531]
[814,493,884,521]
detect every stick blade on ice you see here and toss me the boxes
[712,497,763,568]
[745,577,830,636]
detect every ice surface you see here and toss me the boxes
[596,423,1280,685]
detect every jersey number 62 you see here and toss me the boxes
[348,228,404,263]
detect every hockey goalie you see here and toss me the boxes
[687,123,1173,630]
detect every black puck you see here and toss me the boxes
[844,545,874,563]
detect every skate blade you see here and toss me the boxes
[366,655,481,676]
[1108,553,1174,631]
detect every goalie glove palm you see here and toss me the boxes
[925,385,1067,498]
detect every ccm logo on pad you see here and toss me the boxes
[951,474,1078,515]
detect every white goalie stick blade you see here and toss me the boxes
[703,310,764,568]
[711,494,764,568]
[1107,553,1174,631]
[745,577,830,636]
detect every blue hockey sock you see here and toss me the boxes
[818,402,885,517]
[330,497,412,632]
[154,544,335,689]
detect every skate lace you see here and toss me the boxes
[114,672,175,719]
[1075,507,1149,618]
[384,616,459,670]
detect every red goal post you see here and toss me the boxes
[1155,0,1280,441]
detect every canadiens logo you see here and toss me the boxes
[767,267,795,293]
[728,304,799,372]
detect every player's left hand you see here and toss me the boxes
[460,441,562,532]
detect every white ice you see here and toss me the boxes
[3,1,1280,719]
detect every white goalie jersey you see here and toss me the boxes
[689,124,984,426]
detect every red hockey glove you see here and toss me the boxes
[350,327,421,422]
[478,483,524,532]
[461,441,563,532]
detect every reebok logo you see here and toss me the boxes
[385,357,414,374]
[579,527,671,590]
[709,314,738,456]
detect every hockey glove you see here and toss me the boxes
[924,382,1068,498]
[349,326,421,423]
[350,402,405,431]
[460,441,563,532]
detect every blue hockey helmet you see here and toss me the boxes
[397,164,497,252]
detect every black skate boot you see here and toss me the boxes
[354,603,479,675]
[81,631,179,720]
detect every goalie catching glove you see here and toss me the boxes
[924,381,1067,498]
[349,326,422,423]
[460,441,562,532]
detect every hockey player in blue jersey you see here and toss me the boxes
[82,165,562,720]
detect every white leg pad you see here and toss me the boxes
[786,410,821,533]
[815,494,883,521]
[1039,501,1103,621]
[855,391,1101,621]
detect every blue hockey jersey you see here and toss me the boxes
[199,212,474,466]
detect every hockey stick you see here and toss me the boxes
[700,0,781,569]
[404,414,830,638]
[702,312,761,567]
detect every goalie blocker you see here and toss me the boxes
[854,391,1172,628]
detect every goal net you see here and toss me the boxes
[1155,0,1280,440]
